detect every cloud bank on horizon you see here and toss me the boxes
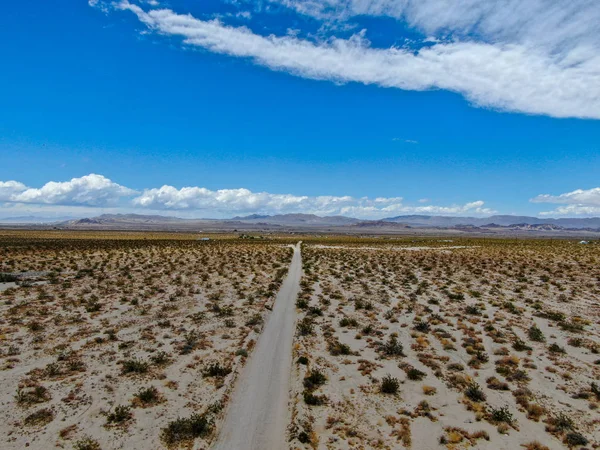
[1,174,599,218]
[89,0,600,119]
[0,174,495,218]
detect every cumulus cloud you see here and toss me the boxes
[531,188,600,206]
[131,184,493,217]
[1,174,136,207]
[531,187,600,216]
[110,0,600,119]
[0,174,495,217]
[0,181,28,201]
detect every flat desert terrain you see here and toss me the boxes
[290,239,599,450]
[0,232,598,450]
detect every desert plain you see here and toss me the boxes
[0,231,598,450]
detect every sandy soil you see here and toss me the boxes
[0,236,293,449]
[213,243,302,450]
[289,241,599,450]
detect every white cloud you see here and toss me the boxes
[1,174,136,207]
[0,181,28,201]
[531,187,600,206]
[272,0,600,53]
[532,187,600,216]
[0,175,494,218]
[131,183,494,217]
[392,138,418,144]
[538,205,600,216]
[111,1,600,119]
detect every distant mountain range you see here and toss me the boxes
[3,213,598,235]
[380,214,600,229]
[0,215,78,223]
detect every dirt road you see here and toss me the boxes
[212,242,302,450]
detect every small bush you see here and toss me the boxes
[406,368,427,381]
[548,343,566,354]
[303,390,327,405]
[15,385,51,405]
[133,386,161,406]
[414,321,431,333]
[381,335,405,357]
[339,317,359,328]
[512,339,532,352]
[528,325,545,342]
[303,369,327,390]
[548,413,574,432]
[380,374,400,394]
[564,432,588,447]
[490,406,513,423]
[74,437,101,450]
[150,351,170,366]
[422,385,437,395]
[245,314,263,327]
[121,358,149,374]
[202,362,231,378]
[465,305,481,315]
[328,340,352,356]
[24,407,54,426]
[297,317,314,336]
[160,414,212,446]
[465,382,486,402]
[296,298,309,309]
[106,405,132,424]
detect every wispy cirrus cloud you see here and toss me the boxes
[97,0,600,119]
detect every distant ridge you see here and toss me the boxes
[381,214,600,229]
[25,212,598,235]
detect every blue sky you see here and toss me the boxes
[1,0,599,219]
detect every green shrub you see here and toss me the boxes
[297,317,314,336]
[513,339,532,351]
[380,374,400,394]
[120,358,149,374]
[490,406,513,423]
[133,386,160,406]
[303,369,327,390]
[106,405,132,424]
[150,351,170,366]
[160,414,212,446]
[549,413,574,432]
[548,343,566,354]
[339,317,359,328]
[381,335,405,357]
[406,368,427,381]
[564,432,588,447]
[74,436,101,450]
[328,340,352,356]
[465,382,486,402]
[528,325,545,342]
[303,390,327,406]
[202,362,231,378]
